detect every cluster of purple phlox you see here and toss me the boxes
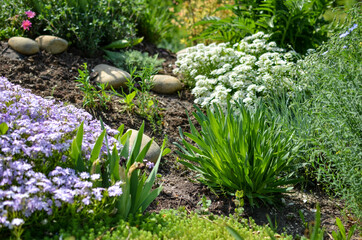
[0,76,121,165]
[0,77,124,230]
[0,159,123,229]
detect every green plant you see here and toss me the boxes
[114,122,165,220]
[233,190,245,218]
[111,66,165,133]
[0,1,39,39]
[69,119,165,220]
[196,195,212,215]
[175,100,298,206]
[104,49,164,75]
[196,0,334,54]
[331,217,357,240]
[136,0,177,45]
[23,0,143,56]
[75,63,111,109]
[263,4,362,218]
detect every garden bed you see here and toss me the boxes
[0,41,355,239]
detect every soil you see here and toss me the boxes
[0,41,359,239]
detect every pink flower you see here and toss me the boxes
[22,20,32,31]
[25,11,36,19]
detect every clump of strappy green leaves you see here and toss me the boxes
[69,119,166,220]
[175,100,299,206]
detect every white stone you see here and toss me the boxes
[93,64,131,89]
[151,75,182,94]
[176,48,188,56]
[35,35,68,54]
[126,129,161,163]
[8,37,39,55]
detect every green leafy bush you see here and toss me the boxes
[196,0,333,54]
[263,4,361,219]
[104,50,164,75]
[22,0,143,56]
[175,101,298,206]
[136,0,177,45]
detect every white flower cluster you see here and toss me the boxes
[174,32,297,109]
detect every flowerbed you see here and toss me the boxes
[0,76,123,232]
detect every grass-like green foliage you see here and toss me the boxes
[136,0,176,45]
[75,63,111,110]
[175,101,298,206]
[196,0,333,54]
[263,4,361,219]
[17,0,144,56]
[104,50,164,75]
[52,209,292,239]
[114,122,164,220]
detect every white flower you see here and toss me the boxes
[174,31,296,110]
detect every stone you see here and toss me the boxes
[151,75,182,94]
[126,129,161,163]
[93,64,131,89]
[35,35,68,54]
[8,37,39,55]
[176,48,188,56]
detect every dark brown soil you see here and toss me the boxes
[0,41,359,239]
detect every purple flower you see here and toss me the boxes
[340,23,358,38]
[144,159,155,169]
[107,182,123,197]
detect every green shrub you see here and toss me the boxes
[263,4,362,219]
[136,0,176,45]
[104,50,164,75]
[196,0,334,54]
[175,101,298,206]
[21,0,144,56]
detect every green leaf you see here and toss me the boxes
[131,37,143,46]
[225,225,244,240]
[126,91,136,104]
[89,129,106,164]
[103,39,131,49]
[162,148,171,156]
[0,122,9,135]
[70,122,86,172]
[103,37,143,50]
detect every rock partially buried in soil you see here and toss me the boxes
[126,129,161,163]
[93,64,131,90]
[35,35,68,54]
[8,37,39,55]
[151,75,182,94]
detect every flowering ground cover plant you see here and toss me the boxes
[0,76,120,170]
[174,32,297,110]
[0,76,125,237]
